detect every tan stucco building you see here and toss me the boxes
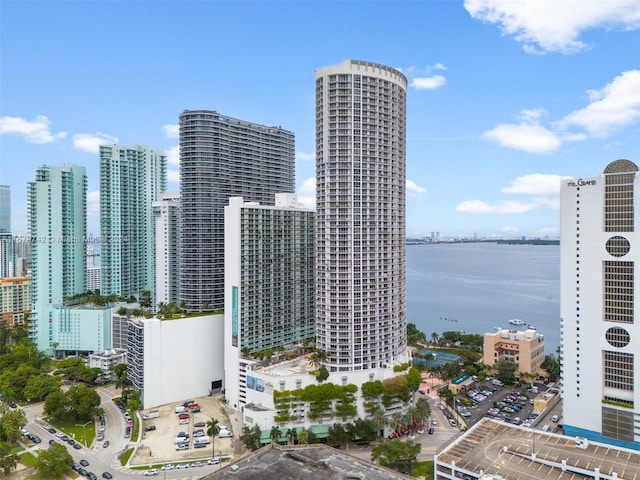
[483,328,545,374]
[0,276,31,328]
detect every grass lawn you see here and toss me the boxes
[120,447,134,466]
[20,451,38,468]
[410,460,434,479]
[48,417,95,447]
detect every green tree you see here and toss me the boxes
[112,363,130,390]
[43,391,68,420]
[316,366,329,383]
[66,383,101,421]
[0,409,26,445]
[541,354,560,382]
[23,374,61,401]
[352,418,377,444]
[406,323,426,345]
[206,417,220,457]
[297,427,316,445]
[415,397,432,427]
[494,359,518,385]
[240,424,262,451]
[0,442,18,476]
[371,438,421,473]
[309,349,329,369]
[36,442,73,478]
[326,423,349,448]
[405,367,422,392]
[269,425,281,445]
[430,332,439,345]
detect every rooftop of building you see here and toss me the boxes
[203,444,411,480]
[436,418,640,479]
[485,328,543,342]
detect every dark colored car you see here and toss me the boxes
[73,443,82,450]
[145,425,156,431]
[103,441,110,448]
[88,472,98,480]
[48,439,56,445]
[79,459,89,467]
[194,421,206,428]
[102,473,113,479]
[8,402,17,408]
[428,427,434,434]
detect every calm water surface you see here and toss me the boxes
[406,242,560,353]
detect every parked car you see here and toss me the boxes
[551,414,559,422]
[143,469,158,476]
[144,425,156,431]
[79,460,89,467]
[218,429,233,438]
[103,441,110,448]
[176,463,189,469]
[101,473,113,479]
[207,458,220,465]
[194,421,206,428]
[428,427,434,434]
[73,443,82,450]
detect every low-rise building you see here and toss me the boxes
[88,348,127,379]
[0,276,31,327]
[483,328,545,374]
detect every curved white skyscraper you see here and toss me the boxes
[315,60,408,373]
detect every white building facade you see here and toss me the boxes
[126,314,224,409]
[560,158,640,450]
[315,60,409,373]
[153,191,180,308]
[224,194,315,411]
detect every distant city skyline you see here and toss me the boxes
[1,1,638,239]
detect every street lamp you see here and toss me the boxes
[76,420,91,446]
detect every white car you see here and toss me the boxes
[161,464,174,471]
[143,469,158,476]
[191,462,203,468]
[218,429,233,438]
[176,463,189,469]
[207,458,220,465]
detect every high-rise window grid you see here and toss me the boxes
[603,350,634,391]
[603,261,634,323]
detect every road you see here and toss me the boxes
[20,387,222,479]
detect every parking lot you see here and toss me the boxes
[129,394,241,467]
[450,379,547,430]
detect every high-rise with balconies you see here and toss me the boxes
[100,145,166,301]
[315,60,408,373]
[28,164,86,351]
[179,110,295,312]
[560,158,640,450]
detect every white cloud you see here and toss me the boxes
[502,174,564,195]
[87,190,100,219]
[297,177,316,209]
[162,124,179,138]
[167,169,180,184]
[456,199,539,214]
[557,70,640,137]
[501,226,519,234]
[483,122,561,153]
[464,0,640,54]
[165,145,180,166]
[406,179,427,196]
[0,115,67,143]
[411,75,447,90]
[72,133,119,153]
[296,152,315,161]
[536,226,560,235]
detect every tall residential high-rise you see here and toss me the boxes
[224,194,315,410]
[153,191,180,308]
[86,246,101,292]
[28,164,86,351]
[0,185,10,234]
[560,158,640,450]
[100,145,166,300]
[315,60,408,372]
[0,185,11,279]
[179,110,295,311]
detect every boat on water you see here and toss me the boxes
[508,319,524,326]
[527,324,536,330]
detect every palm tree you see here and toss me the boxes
[415,397,432,427]
[270,425,281,445]
[431,332,439,345]
[309,349,329,369]
[206,417,220,458]
[286,427,297,445]
[389,412,406,435]
[371,405,387,438]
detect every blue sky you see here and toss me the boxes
[1,0,639,238]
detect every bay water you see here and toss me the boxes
[406,242,561,354]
